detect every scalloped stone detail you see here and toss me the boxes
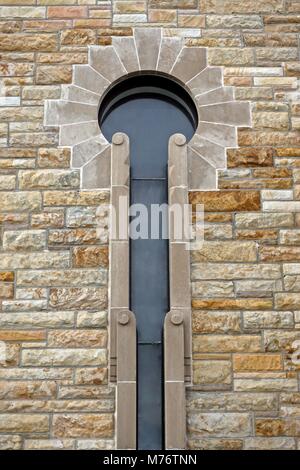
[44,27,251,190]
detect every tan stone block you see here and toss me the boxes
[19,169,80,190]
[0,283,14,299]
[0,330,45,341]
[48,228,101,245]
[208,48,255,66]
[24,439,75,450]
[187,412,251,437]
[192,311,241,333]
[199,0,284,13]
[244,437,296,450]
[38,148,70,168]
[48,330,107,348]
[149,9,176,23]
[243,311,294,330]
[44,190,109,206]
[17,269,106,287]
[58,385,113,400]
[191,241,257,263]
[178,14,205,28]
[77,311,107,328]
[227,147,273,168]
[256,418,300,437]
[3,229,46,251]
[0,435,22,450]
[192,281,234,298]
[193,335,261,353]
[187,438,243,450]
[0,380,56,399]
[252,112,289,130]
[61,29,96,45]
[53,414,113,438]
[0,414,49,433]
[235,212,294,229]
[0,311,74,329]
[48,6,87,18]
[0,106,43,122]
[234,378,298,392]
[76,439,114,450]
[193,360,232,386]
[264,330,300,352]
[31,210,64,229]
[75,367,107,385]
[187,391,277,412]
[0,343,20,367]
[114,1,146,14]
[49,287,107,309]
[0,32,56,51]
[0,272,14,282]
[233,354,282,371]
[191,263,281,280]
[22,348,106,367]
[189,190,260,212]
[72,246,108,268]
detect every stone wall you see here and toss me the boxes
[1,0,300,450]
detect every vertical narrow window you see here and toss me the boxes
[100,74,197,450]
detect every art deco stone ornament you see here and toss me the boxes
[44,27,251,190]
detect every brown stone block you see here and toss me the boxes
[23,20,72,31]
[97,27,132,37]
[191,241,257,262]
[192,298,273,310]
[284,62,300,76]
[233,354,282,371]
[149,0,197,8]
[31,210,64,229]
[53,414,113,438]
[149,9,177,23]
[48,228,100,245]
[275,293,300,310]
[44,190,109,206]
[256,418,300,437]
[193,334,261,353]
[189,190,260,212]
[203,213,232,223]
[72,246,108,268]
[192,311,241,333]
[238,130,300,147]
[188,438,243,450]
[219,178,292,190]
[0,330,45,341]
[48,329,107,348]
[0,344,20,367]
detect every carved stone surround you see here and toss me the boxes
[44,27,251,190]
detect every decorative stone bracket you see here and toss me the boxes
[44,27,251,191]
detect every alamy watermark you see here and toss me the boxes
[96,197,204,250]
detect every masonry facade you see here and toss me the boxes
[0,0,300,451]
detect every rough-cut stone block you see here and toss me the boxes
[72,246,108,268]
[53,414,113,438]
[3,230,46,251]
[48,330,107,348]
[22,348,107,367]
[243,311,294,330]
[191,241,257,262]
[0,381,56,399]
[49,287,107,310]
[187,412,251,437]
[0,191,41,212]
[189,191,260,212]
[17,269,107,287]
[233,354,282,371]
[0,414,49,433]
[193,335,261,353]
[193,360,232,386]
[0,312,74,329]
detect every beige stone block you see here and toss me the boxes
[22,348,107,366]
[235,212,294,228]
[243,311,294,330]
[192,311,241,333]
[233,354,282,371]
[3,229,46,251]
[45,191,109,207]
[0,311,74,328]
[0,435,22,450]
[17,269,107,287]
[234,378,298,392]
[75,367,107,385]
[193,335,261,353]
[53,414,113,438]
[24,439,75,450]
[0,381,56,399]
[264,330,300,352]
[244,437,296,450]
[0,252,69,270]
[0,414,49,433]
[193,360,232,385]
[48,329,107,348]
[192,280,234,298]
[77,311,107,328]
[187,391,277,412]
[0,191,41,212]
[192,263,281,281]
[191,241,257,262]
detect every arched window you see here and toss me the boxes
[99,73,197,450]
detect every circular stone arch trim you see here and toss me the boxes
[44,27,251,190]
